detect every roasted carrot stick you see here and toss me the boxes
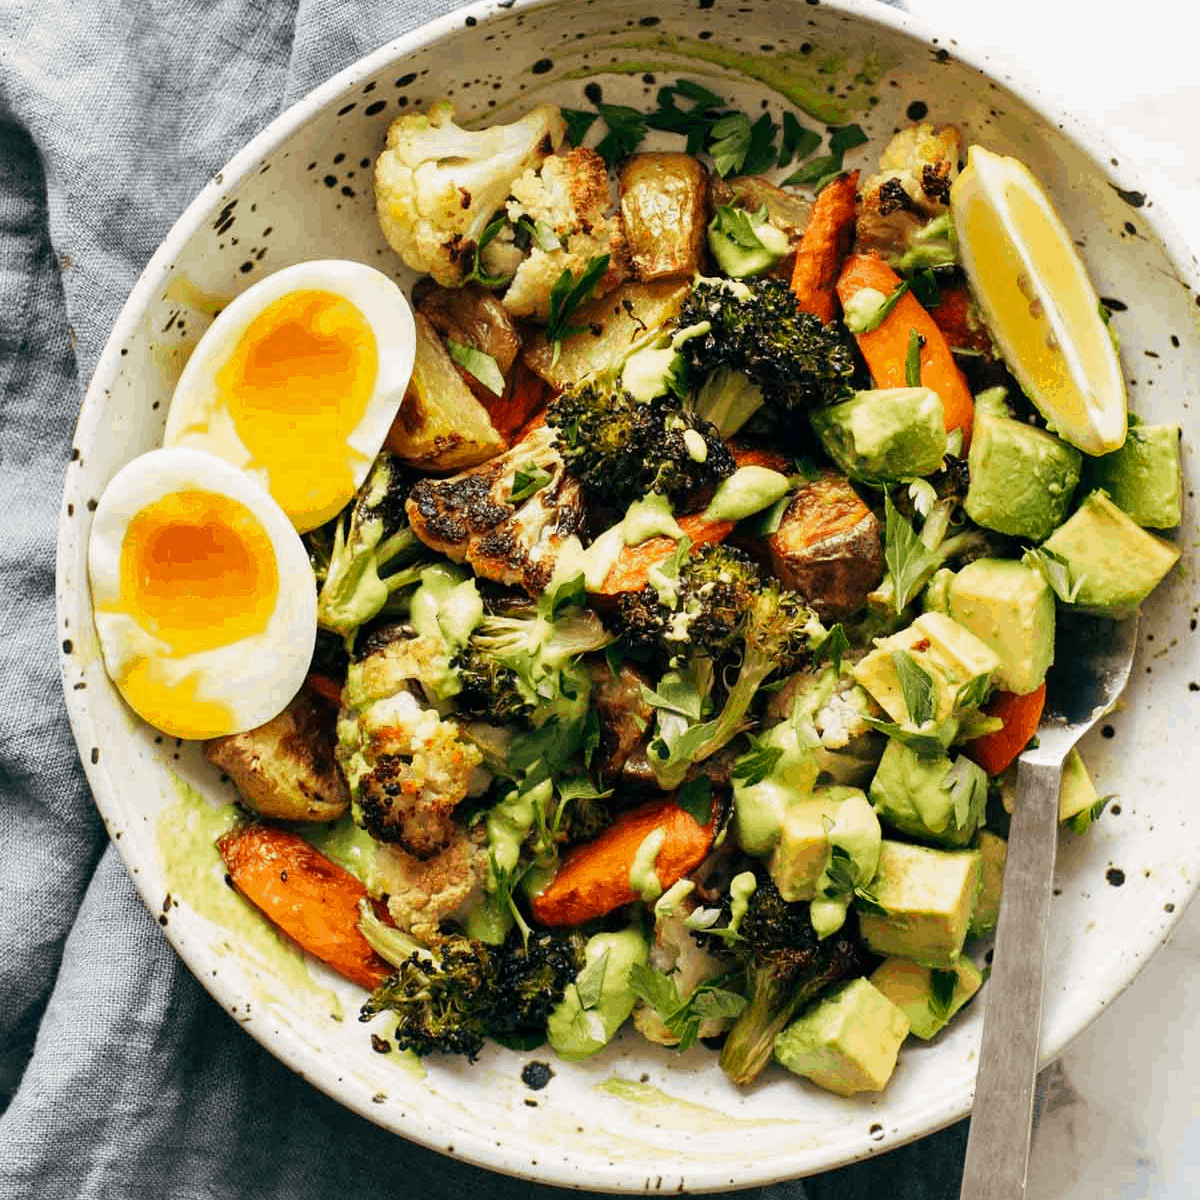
[483,358,550,443]
[304,672,343,707]
[590,444,790,596]
[530,796,715,927]
[964,683,1047,776]
[835,253,975,445]
[790,171,860,325]
[218,823,392,990]
[927,281,993,360]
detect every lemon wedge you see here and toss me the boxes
[951,145,1127,455]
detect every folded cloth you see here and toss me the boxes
[0,1,965,1197]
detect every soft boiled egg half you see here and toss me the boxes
[163,259,416,533]
[88,446,318,740]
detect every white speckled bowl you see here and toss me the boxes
[56,0,1200,1190]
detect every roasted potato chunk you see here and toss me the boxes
[521,278,691,390]
[765,469,883,621]
[204,691,348,823]
[415,281,521,381]
[384,311,505,471]
[709,174,813,240]
[619,152,708,281]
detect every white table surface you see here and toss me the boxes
[899,2,1200,1195]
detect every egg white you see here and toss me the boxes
[88,446,318,739]
[162,259,415,532]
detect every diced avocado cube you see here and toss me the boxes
[1042,489,1180,615]
[811,387,947,484]
[968,828,1007,937]
[868,740,986,847]
[857,840,982,968]
[869,956,983,1039]
[1058,747,1098,822]
[774,977,910,1096]
[1085,423,1182,529]
[769,796,841,902]
[965,407,1082,542]
[944,558,1056,695]
[769,786,879,904]
[852,612,1001,725]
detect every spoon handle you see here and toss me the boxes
[958,756,1064,1200]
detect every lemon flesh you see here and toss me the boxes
[951,146,1127,456]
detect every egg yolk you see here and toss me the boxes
[216,289,378,530]
[118,660,237,740]
[118,488,279,656]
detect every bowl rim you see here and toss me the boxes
[56,0,1200,1189]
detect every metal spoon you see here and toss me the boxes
[958,611,1139,1200]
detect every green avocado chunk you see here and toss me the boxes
[869,956,983,1040]
[942,558,1056,695]
[1042,489,1180,615]
[857,840,982,968]
[810,387,947,484]
[965,406,1082,542]
[868,740,987,848]
[774,977,910,1096]
[546,927,649,1062]
[968,827,1007,937]
[1085,422,1183,529]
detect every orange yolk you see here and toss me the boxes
[216,289,379,529]
[118,488,278,657]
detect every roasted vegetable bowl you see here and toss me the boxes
[57,0,1200,1190]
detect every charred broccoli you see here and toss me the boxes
[546,381,735,515]
[309,453,428,644]
[677,276,857,420]
[645,578,823,790]
[361,925,587,1059]
[712,875,868,1085]
[618,542,761,659]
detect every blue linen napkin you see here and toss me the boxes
[0,0,966,1196]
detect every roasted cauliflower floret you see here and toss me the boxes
[337,633,485,860]
[634,889,735,1047]
[855,122,962,262]
[374,824,491,940]
[374,99,566,286]
[500,147,630,320]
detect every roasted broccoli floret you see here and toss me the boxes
[451,648,533,725]
[712,875,867,1085]
[646,579,823,790]
[360,925,587,1060]
[374,100,566,287]
[618,542,761,659]
[677,277,857,419]
[310,453,428,645]
[547,381,734,514]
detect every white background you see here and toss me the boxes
[901,1,1200,1194]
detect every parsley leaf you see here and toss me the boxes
[647,79,727,154]
[464,214,512,287]
[908,267,941,309]
[1066,793,1114,835]
[944,755,988,831]
[731,734,784,788]
[905,326,923,387]
[509,460,553,504]
[812,623,850,674]
[711,203,773,250]
[515,214,562,251]
[574,947,611,1010]
[824,845,887,913]
[677,777,714,825]
[928,968,958,1022]
[780,122,867,189]
[628,964,747,1052]
[781,152,840,186]
[828,123,869,156]
[883,490,944,613]
[707,113,754,177]
[545,254,610,355]
[561,107,599,147]
[778,111,821,167]
[954,673,993,714]
[861,714,959,757]
[446,339,505,397]
[1023,546,1084,603]
[892,649,936,726]
[594,102,648,166]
